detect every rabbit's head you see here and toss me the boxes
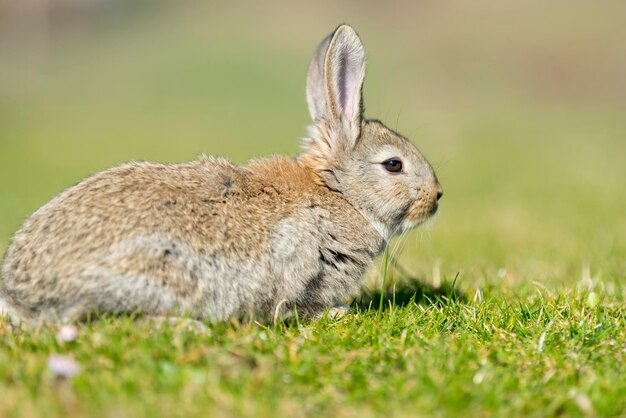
[299,24,443,241]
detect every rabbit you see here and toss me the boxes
[0,24,442,326]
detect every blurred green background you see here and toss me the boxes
[1,0,625,294]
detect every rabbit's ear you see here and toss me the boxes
[306,25,366,146]
[306,33,332,122]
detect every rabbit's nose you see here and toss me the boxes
[435,183,443,201]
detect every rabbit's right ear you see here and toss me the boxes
[306,25,366,152]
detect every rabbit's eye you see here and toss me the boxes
[383,159,403,173]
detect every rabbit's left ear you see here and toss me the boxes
[306,25,366,149]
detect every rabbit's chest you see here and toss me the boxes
[260,204,383,317]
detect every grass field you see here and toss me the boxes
[1,2,625,417]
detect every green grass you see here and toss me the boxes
[1,286,624,417]
[1,2,626,417]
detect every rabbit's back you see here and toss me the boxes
[1,157,290,321]
[1,156,382,323]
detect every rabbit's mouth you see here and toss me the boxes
[401,196,440,231]
[431,201,440,216]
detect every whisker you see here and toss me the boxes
[390,230,410,278]
[395,107,403,132]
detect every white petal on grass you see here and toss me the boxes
[48,355,80,378]
[56,325,78,343]
[473,370,486,384]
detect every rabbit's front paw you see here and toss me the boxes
[316,304,350,320]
